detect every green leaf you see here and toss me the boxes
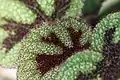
[82,0,104,16]
[37,0,55,16]
[0,0,36,24]
[91,12,120,52]
[0,43,21,68]
[0,28,21,68]
[17,19,94,80]
[98,0,120,18]
[64,0,84,18]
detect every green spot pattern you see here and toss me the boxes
[17,19,102,80]
[37,0,55,16]
[0,0,37,24]
[64,0,84,18]
[91,12,120,52]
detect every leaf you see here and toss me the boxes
[82,0,104,16]
[37,0,55,16]
[0,0,36,24]
[17,19,94,80]
[64,0,84,18]
[0,28,21,68]
[98,0,120,18]
[91,12,120,52]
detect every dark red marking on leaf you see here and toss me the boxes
[2,23,30,51]
[98,28,120,80]
[20,0,52,23]
[36,27,90,75]
[67,27,83,50]
[42,33,65,48]
[19,0,38,13]
[52,0,71,19]
[76,73,89,80]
